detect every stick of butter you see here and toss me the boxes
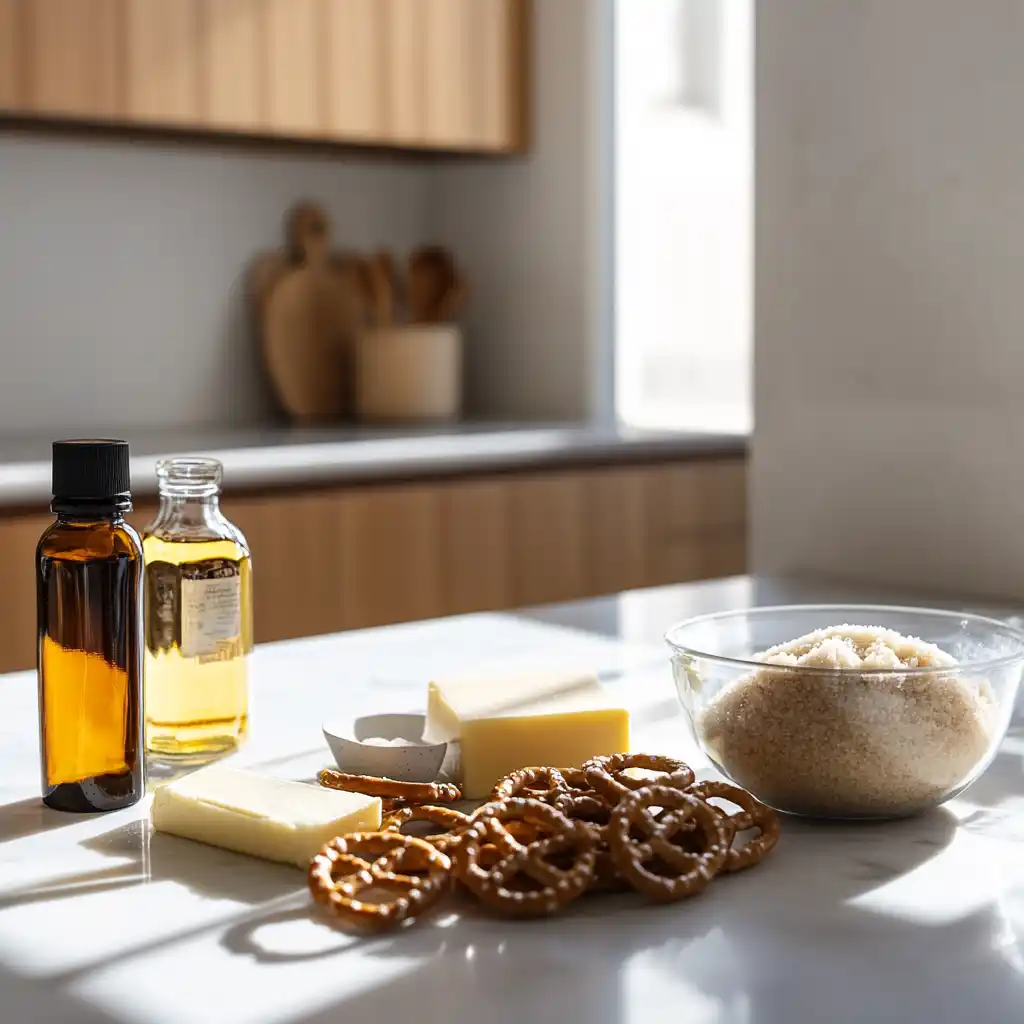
[425,671,630,798]
[151,766,381,868]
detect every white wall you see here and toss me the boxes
[430,0,613,421]
[753,1,1024,599]
[0,132,429,433]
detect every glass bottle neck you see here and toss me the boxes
[55,509,126,526]
[148,489,230,540]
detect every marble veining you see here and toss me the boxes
[0,583,1022,1024]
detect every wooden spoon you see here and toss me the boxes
[366,250,398,328]
[408,246,460,324]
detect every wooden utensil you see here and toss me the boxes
[366,250,398,327]
[408,246,464,324]
[249,201,364,422]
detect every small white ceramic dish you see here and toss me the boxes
[322,713,447,783]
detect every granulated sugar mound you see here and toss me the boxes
[698,625,996,817]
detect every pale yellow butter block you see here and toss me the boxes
[426,671,630,798]
[151,766,381,868]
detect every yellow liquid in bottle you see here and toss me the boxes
[142,534,251,760]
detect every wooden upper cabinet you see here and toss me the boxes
[125,0,201,125]
[422,0,524,151]
[1,0,529,152]
[325,0,384,140]
[201,0,263,131]
[264,0,322,136]
[381,0,424,145]
[0,1,19,110]
[18,0,120,119]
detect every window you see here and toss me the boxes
[614,0,753,433]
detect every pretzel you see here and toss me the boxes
[492,766,570,803]
[584,753,695,804]
[687,781,780,873]
[455,811,597,917]
[318,769,462,804]
[562,768,597,793]
[465,797,572,859]
[608,785,728,902]
[492,766,611,821]
[308,832,451,931]
[590,846,630,893]
[381,804,472,854]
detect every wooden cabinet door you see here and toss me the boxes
[476,0,527,151]
[201,0,262,131]
[421,0,524,151]
[264,0,321,136]
[441,480,510,614]
[583,467,650,596]
[337,487,445,630]
[125,0,201,125]
[0,515,49,674]
[380,0,424,144]
[226,492,346,643]
[506,474,588,606]
[647,460,747,541]
[0,0,19,110]
[324,0,384,140]
[20,0,120,119]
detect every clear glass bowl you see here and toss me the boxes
[665,605,1024,819]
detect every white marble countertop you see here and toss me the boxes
[2,581,1023,1024]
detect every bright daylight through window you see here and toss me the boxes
[614,0,752,433]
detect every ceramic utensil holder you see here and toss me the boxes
[355,324,463,422]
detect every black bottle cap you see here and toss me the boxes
[52,439,131,500]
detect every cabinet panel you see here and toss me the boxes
[0,515,49,675]
[202,0,262,130]
[507,474,588,606]
[338,487,445,630]
[0,0,19,109]
[125,0,201,124]
[441,480,510,614]
[648,459,747,539]
[381,0,424,143]
[264,0,321,136]
[475,0,523,151]
[584,467,650,596]
[422,0,474,148]
[23,0,120,119]
[227,492,345,642]
[324,0,383,139]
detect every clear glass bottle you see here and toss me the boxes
[142,457,251,760]
[37,439,145,812]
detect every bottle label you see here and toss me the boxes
[180,570,242,659]
[146,561,179,655]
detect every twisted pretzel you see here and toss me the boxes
[492,766,611,821]
[608,785,728,902]
[455,809,597,917]
[381,804,472,854]
[584,753,695,803]
[491,766,570,803]
[308,832,450,931]
[687,781,780,873]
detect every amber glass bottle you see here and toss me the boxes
[36,440,144,812]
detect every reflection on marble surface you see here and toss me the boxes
[0,579,1022,1023]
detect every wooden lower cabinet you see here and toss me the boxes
[0,457,746,672]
